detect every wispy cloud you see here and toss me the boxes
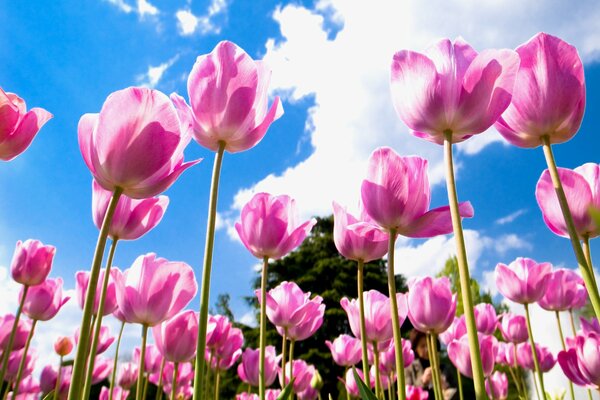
[495,209,527,225]
[104,0,159,18]
[136,54,180,88]
[175,0,230,36]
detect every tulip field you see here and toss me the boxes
[2,6,600,400]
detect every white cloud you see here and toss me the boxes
[238,310,257,328]
[136,54,180,88]
[105,0,159,18]
[495,209,528,225]
[175,0,230,36]
[136,0,158,17]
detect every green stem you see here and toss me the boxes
[372,342,382,399]
[109,320,126,400]
[143,373,149,400]
[53,356,63,400]
[386,229,406,400]
[457,369,464,400]
[136,325,149,400]
[259,256,269,400]
[204,350,214,400]
[83,238,119,399]
[541,136,600,320]
[388,373,395,400]
[281,329,287,389]
[582,235,597,287]
[429,334,445,400]
[357,260,370,377]
[507,366,522,399]
[12,319,37,398]
[443,131,486,399]
[345,367,350,400]
[513,346,527,398]
[214,361,221,400]
[156,357,166,400]
[426,334,441,400]
[289,340,295,384]
[568,309,577,336]
[69,188,122,399]
[0,285,29,384]
[556,311,575,400]
[193,141,226,400]
[170,362,179,400]
[524,304,546,400]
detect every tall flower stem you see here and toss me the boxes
[386,229,406,400]
[426,333,441,400]
[507,366,522,398]
[12,319,37,398]
[568,310,577,336]
[170,362,179,400]
[289,340,295,384]
[259,256,269,400]
[357,259,370,376]
[0,285,29,385]
[457,370,464,400]
[281,330,288,388]
[193,141,226,400]
[53,355,64,400]
[388,373,396,400]
[136,324,149,400]
[428,333,444,400]
[524,304,546,400]
[69,188,123,399]
[109,320,126,400]
[512,346,527,397]
[582,235,597,287]
[555,311,575,400]
[83,238,120,399]
[156,357,166,400]
[214,361,221,400]
[443,131,486,399]
[541,136,600,319]
[204,351,214,400]
[372,342,382,399]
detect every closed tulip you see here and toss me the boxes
[117,362,137,389]
[153,310,198,363]
[0,88,52,161]
[171,41,283,154]
[499,313,528,343]
[91,356,112,384]
[114,253,197,326]
[10,239,55,286]
[495,33,585,148]
[360,147,473,233]
[209,327,243,371]
[78,87,200,198]
[262,282,323,332]
[390,37,519,145]
[341,290,399,343]
[99,387,129,400]
[448,334,497,378]
[408,277,456,334]
[439,315,467,345]
[474,303,498,335]
[536,163,600,239]
[0,314,31,352]
[238,346,279,387]
[379,338,414,375]
[325,334,362,367]
[485,371,508,400]
[53,336,73,357]
[75,268,119,316]
[538,268,584,311]
[406,385,429,400]
[516,342,556,372]
[495,257,552,304]
[40,365,71,398]
[279,360,316,394]
[280,298,324,341]
[92,180,169,240]
[344,368,365,398]
[21,278,69,321]
[74,325,114,355]
[133,344,164,375]
[5,349,35,382]
[206,314,232,350]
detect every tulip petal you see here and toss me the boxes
[403,201,474,238]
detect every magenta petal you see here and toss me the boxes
[227,96,283,153]
[403,201,474,238]
[558,349,591,387]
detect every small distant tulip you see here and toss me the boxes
[344,368,365,398]
[75,325,114,355]
[237,346,279,387]
[10,375,39,397]
[439,315,467,345]
[379,338,414,375]
[117,362,138,389]
[536,163,600,239]
[206,314,232,349]
[538,268,584,311]
[408,277,456,334]
[298,385,319,400]
[171,40,283,154]
[499,313,528,343]
[236,391,280,400]
[495,341,509,366]
[325,334,362,367]
[0,314,31,351]
[0,88,53,161]
[370,365,394,390]
[448,334,497,378]
[279,360,315,394]
[262,282,323,332]
[91,356,112,384]
[161,362,194,395]
[474,303,498,335]
[133,344,164,375]
[92,180,169,240]
[341,290,399,343]
[115,253,197,326]
[236,193,316,260]
[517,342,556,372]
[153,310,198,362]
[75,268,119,316]
[99,387,129,400]
[209,327,243,371]
[361,147,473,233]
[78,87,200,199]
[21,278,69,321]
[406,385,429,400]
[495,257,552,304]
[391,38,519,145]
[495,33,585,148]
[40,365,71,398]
[485,371,508,400]
[53,336,73,356]
[332,201,388,262]
[10,239,55,286]
[5,349,35,381]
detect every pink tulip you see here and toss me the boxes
[499,312,528,343]
[332,201,389,262]
[0,88,52,161]
[495,257,552,304]
[237,346,279,387]
[161,362,194,394]
[473,303,498,335]
[344,368,368,398]
[153,310,198,363]
[75,268,119,316]
[236,391,281,400]
[171,40,283,153]
[485,371,508,400]
[5,349,35,381]
[279,360,315,394]
[390,37,519,144]
[21,278,69,321]
[297,385,319,400]
[369,365,394,390]
[580,317,600,335]
[208,327,243,371]
[379,338,414,375]
[74,325,114,355]
[262,281,323,332]
[360,147,474,233]
[115,253,197,326]
[91,356,112,384]
[79,87,200,198]
[236,193,316,260]
[408,277,456,334]
[99,387,129,400]
[494,341,509,366]
[40,365,71,398]
[503,342,517,366]
[571,282,588,310]
[439,315,467,345]
[341,290,402,343]
[538,268,584,311]
[406,385,429,400]
[448,334,497,378]
[279,298,325,341]
[92,180,169,240]
[10,375,39,396]
[0,314,31,352]
[206,314,232,349]
[557,346,596,388]
[117,362,138,389]
[325,334,362,367]
[133,344,164,375]
[495,33,585,148]
[536,163,600,239]
[10,239,55,286]
[516,342,556,372]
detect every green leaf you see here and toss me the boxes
[42,392,54,400]
[352,367,378,400]
[277,378,296,400]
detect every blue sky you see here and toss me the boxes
[1,0,600,390]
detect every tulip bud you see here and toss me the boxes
[54,336,73,356]
[310,370,323,390]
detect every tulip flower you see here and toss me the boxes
[115,361,137,389]
[448,334,498,378]
[517,342,556,372]
[557,333,600,389]
[279,299,324,342]
[0,88,53,161]
[439,315,467,345]
[262,281,322,332]
[539,268,584,311]
[495,258,553,305]
[74,325,114,355]
[153,310,198,363]
[341,290,398,343]
[53,336,73,357]
[485,371,508,400]
[238,346,279,387]
[236,391,281,400]
[406,385,429,400]
[580,317,600,335]
[474,303,498,335]
[407,277,456,334]
[206,314,233,350]
[344,368,365,398]
[21,278,69,321]
[99,387,129,400]
[0,314,31,352]
[379,338,414,375]
[75,268,119,316]
[91,356,112,384]
[209,327,244,371]
[10,239,55,286]
[4,349,35,382]
[297,386,319,400]
[40,365,71,398]
[279,360,316,394]
[325,334,362,367]
[133,344,164,375]
[499,313,528,343]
